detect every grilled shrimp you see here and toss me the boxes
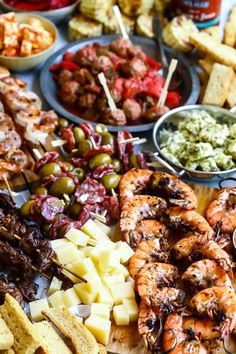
[136,262,179,299]
[167,207,214,242]
[150,172,198,210]
[172,238,233,273]
[206,187,236,234]
[119,169,153,208]
[163,313,218,354]
[120,196,167,245]
[128,220,169,250]
[182,259,233,290]
[129,238,170,280]
[147,287,185,314]
[190,286,236,338]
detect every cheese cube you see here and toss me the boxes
[69,258,97,277]
[113,304,129,326]
[51,239,70,251]
[90,239,115,263]
[99,249,120,272]
[48,290,65,308]
[85,315,111,345]
[122,299,139,322]
[78,246,93,257]
[47,276,63,296]
[81,219,107,241]
[62,288,81,307]
[84,272,102,294]
[29,298,49,322]
[91,303,110,320]
[97,285,114,306]
[111,264,129,279]
[65,228,89,246]
[55,243,84,265]
[126,276,135,287]
[93,219,111,235]
[74,283,97,304]
[110,283,135,305]
[115,241,134,263]
[103,274,125,288]
[61,269,80,284]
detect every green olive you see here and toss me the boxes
[101,133,115,147]
[20,200,34,218]
[101,174,121,190]
[77,139,92,157]
[89,153,112,170]
[39,162,62,178]
[41,222,52,235]
[63,162,74,172]
[34,187,48,196]
[57,224,68,238]
[73,127,85,144]
[130,154,139,169]
[72,167,85,181]
[58,118,69,129]
[49,177,76,197]
[31,180,41,193]
[63,200,71,212]
[95,124,108,134]
[111,158,122,173]
[68,203,82,219]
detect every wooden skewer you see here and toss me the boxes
[90,136,97,148]
[32,148,42,160]
[111,188,118,199]
[113,5,129,40]
[90,212,106,223]
[3,175,15,203]
[98,72,117,111]
[157,59,178,107]
[51,139,67,148]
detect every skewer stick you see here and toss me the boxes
[3,175,15,203]
[51,139,67,148]
[32,148,42,160]
[90,212,107,223]
[113,5,129,40]
[98,72,117,111]
[90,136,97,148]
[119,137,140,144]
[111,188,118,199]
[157,59,178,107]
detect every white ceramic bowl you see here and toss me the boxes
[0,0,80,23]
[0,13,58,72]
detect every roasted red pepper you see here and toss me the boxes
[50,61,79,72]
[63,51,74,62]
[146,56,162,70]
[165,91,181,109]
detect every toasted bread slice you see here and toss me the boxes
[42,307,99,354]
[190,32,236,69]
[198,56,215,75]
[226,74,236,108]
[202,26,221,43]
[202,63,234,106]
[34,321,73,354]
[0,294,44,354]
[98,344,107,354]
[0,349,15,353]
[0,315,13,350]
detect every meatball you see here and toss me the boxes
[58,80,80,104]
[143,105,170,121]
[128,45,146,61]
[74,45,97,66]
[77,93,97,109]
[91,56,114,76]
[57,69,74,86]
[102,108,127,126]
[109,37,132,58]
[74,68,90,85]
[123,99,142,121]
[121,58,147,78]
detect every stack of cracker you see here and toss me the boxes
[0,294,106,354]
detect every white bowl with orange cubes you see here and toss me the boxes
[0,12,58,71]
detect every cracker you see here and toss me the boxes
[198,56,215,75]
[202,26,221,43]
[0,316,13,350]
[224,22,236,47]
[98,344,107,354]
[42,307,99,354]
[226,74,236,108]
[35,321,73,354]
[202,63,234,106]
[190,32,236,69]
[0,294,43,354]
[0,349,15,353]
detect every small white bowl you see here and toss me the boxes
[0,13,58,72]
[0,0,80,23]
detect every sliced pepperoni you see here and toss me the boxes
[34,151,59,173]
[83,144,113,159]
[75,178,106,204]
[60,128,75,152]
[92,164,115,179]
[41,197,64,222]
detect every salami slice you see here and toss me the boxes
[78,204,102,226]
[99,196,119,225]
[83,144,113,159]
[61,128,76,152]
[34,151,59,173]
[92,164,115,179]
[123,153,130,172]
[50,216,72,239]
[67,157,88,169]
[136,152,148,169]
[79,123,94,138]
[123,130,134,155]
[117,131,126,160]
[75,179,106,204]
[41,197,64,222]
[42,173,78,188]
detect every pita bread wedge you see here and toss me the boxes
[0,315,13,350]
[42,307,99,354]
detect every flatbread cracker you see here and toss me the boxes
[198,56,215,75]
[0,315,13,350]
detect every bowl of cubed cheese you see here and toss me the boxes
[0,12,58,71]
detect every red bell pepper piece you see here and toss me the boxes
[142,76,163,98]
[165,91,181,109]
[50,61,79,72]
[146,56,162,70]
[63,51,74,62]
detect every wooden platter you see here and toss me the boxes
[1,133,236,354]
